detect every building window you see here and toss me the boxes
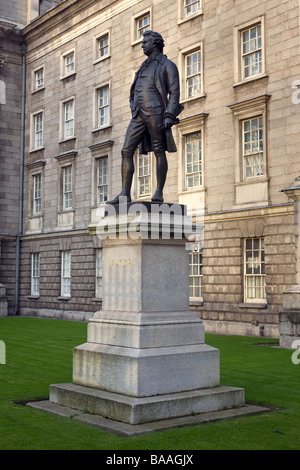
[234,18,265,85]
[132,9,152,44]
[242,116,264,179]
[61,251,71,297]
[185,0,201,17]
[97,157,108,203]
[99,33,109,57]
[97,85,109,128]
[34,67,44,90]
[62,50,75,77]
[137,12,150,39]
[33,112,43,149]
[185,131,202,190]
[242,24,262,80]
[186,49,202,98]
[63,165,73,210]
[189,247,203,299]
[138,153,152,197]
[31,253,40,296]
[33,173,42,215]
[244,238,266,303]
[95,249,103,297]
[63,99,74,139]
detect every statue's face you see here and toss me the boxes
[142,36,155,56]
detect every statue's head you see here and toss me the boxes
[142,30,164,52]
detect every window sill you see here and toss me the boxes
[235,177,269,186]
[29,147,45,154]
[59,137,76,144]
[93,55,110,65]
[92,125,112,133]
[238,302,267,309]
[57,296,71,301]
[233,73,268,88]
[178,11,203,25]
[181,93,206,104]
[27,295,40,299]
[131,37,143,47]
[178,187,205,195]
[189,299,203,307]
[60,72,76,81]
[32,86,45,94]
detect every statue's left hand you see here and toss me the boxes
[163,117,174,129]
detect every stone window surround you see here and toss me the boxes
[94,29,111,64]
[32,64,45,93]
[30,109,44,152]
[228,94,271,208]
[238,217,267,308]
[58,237,72,300]
[54,150,77,229]
[243,236,266,304]
[233,15,268,87]
[59,95,76,143]
[27,240,41,299]
[131,7,153,46]
[25,160,46,234]
[131,150,155,202]
[92,81,112,131]
[178,41,205,104]
[176,112,208,199]
[60,48,76,80]
[89,140,113,215]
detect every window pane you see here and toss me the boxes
[244,238,266,301]
[99,35,109,57]
[138,152,152,197]
[31,253,40,296]
[64,52,74,74]
[185,0,201,16]
[98,157,108,203]
[137,13,150,38]
[189,248,203,299]
[33,173,41,214]
[242,24,262,79]
[34,113,43,148]
[63,166,72,209]
[98,86,109,127]
[186,50,201,97]
[64,100,74,138]
[185,131,202,189]
[61,251,71,297]
[243,117,264,178]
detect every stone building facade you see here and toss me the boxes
[1,0,300,337]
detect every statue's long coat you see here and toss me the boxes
[129,53,184,154]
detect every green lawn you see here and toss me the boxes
[0,316,299,450]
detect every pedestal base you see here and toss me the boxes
[47,308,245,426]
[49,382,245,425]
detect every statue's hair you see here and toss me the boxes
[143,30,164,51]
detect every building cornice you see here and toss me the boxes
[23,0,143,63]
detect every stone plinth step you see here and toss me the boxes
[49,382,245,425]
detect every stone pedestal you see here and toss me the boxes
[48,203,245,426]
[280,179,300,348]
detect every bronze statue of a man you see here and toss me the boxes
[108,30,183,204]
